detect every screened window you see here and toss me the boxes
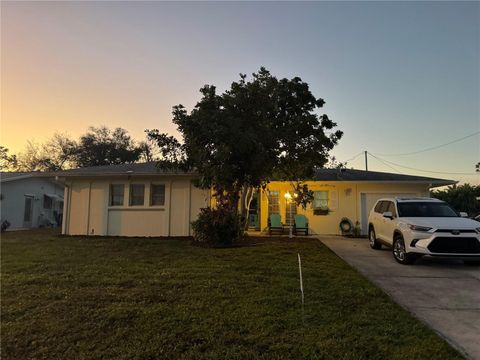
[129,184,145,206]
[313,191,329,210]
[268,191,280,215]
[109,184,124,206]
[43,195,53,209]
[150,184,165,206]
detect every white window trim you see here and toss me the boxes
[107,181,168,210]
[149,182,167,208]
[109,183,126,207]
[313,190,329,210]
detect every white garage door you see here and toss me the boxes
[360,193,418,235]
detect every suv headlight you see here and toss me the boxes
[409,225,432,232]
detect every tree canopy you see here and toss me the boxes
[0,146,17,171]
[148,67,343,212]
[74,126,142,167]
[2,127,150,171]
[431,184,480,216]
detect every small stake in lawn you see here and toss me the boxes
[298,253,305,325]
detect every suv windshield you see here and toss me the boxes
[397,202,458,218]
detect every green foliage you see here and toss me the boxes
[75,126,142,167]
[292,182,314,209]
[4,127,148,171]
[0,146,17,171]
[431,184,480,216]
[147,67,343,228]
[191,207,243,246]
[145,130,188,170]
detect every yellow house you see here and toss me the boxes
[51,163,455,237]
[255,169,454,235]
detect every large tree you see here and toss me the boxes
[148,68,343,226]
[0,146,17,171]
[74,126,142,167]
[7,134,77,172]
[4,127,148,172]
[432,184,480,216]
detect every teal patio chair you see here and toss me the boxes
[268,214,284,235]
[294,214,309,235]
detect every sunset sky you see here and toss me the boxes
[1,1,479,184]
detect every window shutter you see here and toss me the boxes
[329,190,338,211]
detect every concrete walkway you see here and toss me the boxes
[319,236,480,360]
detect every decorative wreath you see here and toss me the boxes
[339,217,354,235]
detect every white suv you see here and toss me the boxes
[368,197,480,265]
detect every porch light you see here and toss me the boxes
[284,192,292,201]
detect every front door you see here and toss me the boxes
[285,201,296,227]
[248,193,260,230]
[23,196,34,228]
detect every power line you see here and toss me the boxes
[368,153,402,174]
[343,151,364,163]
[370,153,478,176]
[374,131,480,156]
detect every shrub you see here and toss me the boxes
[1,220,11,232]
[191,207,243,246]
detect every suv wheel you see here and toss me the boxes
[393,235,416,265]
[368,227,382,250]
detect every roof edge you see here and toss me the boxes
[0,174,34,183]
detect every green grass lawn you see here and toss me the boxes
[1,229,461,360]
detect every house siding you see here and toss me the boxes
[260,181,429,235]
[62,176,432,237]
[0,177,64,229]
[63,176,209,237]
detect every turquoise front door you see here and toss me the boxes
[248,193,260,230]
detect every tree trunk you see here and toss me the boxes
[241,186,255,231]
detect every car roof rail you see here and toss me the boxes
[395,196,441,202]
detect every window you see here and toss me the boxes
[375,201,390,214]
[268,191,280,215]
[129,184,145,206]
[285,202,297,226]
[313,191,329,210]
[150,184,165,206]
[397,202,458,218]
[374,201,384,213]
[109,184,124,206]
[43,195,53,209]
[386,202,397,217]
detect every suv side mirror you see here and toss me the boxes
[459,212,468,218]
[383,211,394,219]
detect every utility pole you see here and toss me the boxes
[364,151,368,171]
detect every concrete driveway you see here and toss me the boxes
[319,236,480,360]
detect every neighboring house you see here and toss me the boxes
[0,172,64,230]
[52,163,455,237]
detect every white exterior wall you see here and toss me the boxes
[63,176,210,237]
[0,177,64,229]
